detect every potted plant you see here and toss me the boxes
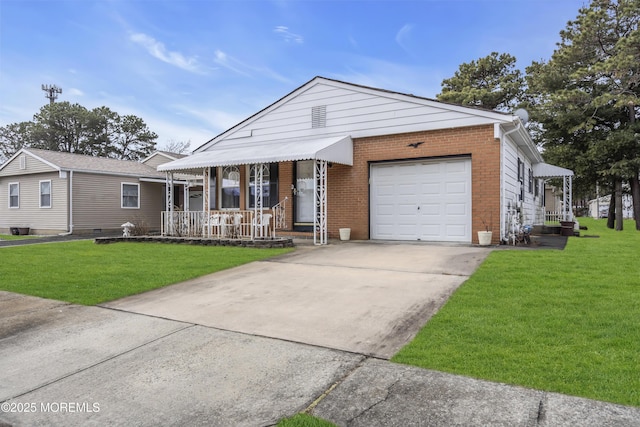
[478,211,493,246]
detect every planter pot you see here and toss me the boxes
[559,221,575,237]
[339,228,351,241]
[478,231,493,246]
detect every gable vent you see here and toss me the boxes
[19,155,26,170]
[311,105,326,128]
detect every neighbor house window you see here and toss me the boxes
[249,163,279,209]
[221,166,240,209]
[528,169,534,194]
[39,180,51,208]
[122,183,140,208]
[8,182,19,208]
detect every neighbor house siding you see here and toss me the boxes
[0,153,57,177]
[0,172,68,234]
[72,173,162,232]
[143,154,173,169]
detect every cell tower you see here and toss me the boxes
[41,84,62,104]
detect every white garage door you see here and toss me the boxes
[370,159,472,242]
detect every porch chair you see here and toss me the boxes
[204,214,223,238]
[252,213,272,238]
[229,213,243,238]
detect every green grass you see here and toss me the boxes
[0,241,293,305]
[0,234,43,241]
[277,413,337,427]
[392,218,640,407]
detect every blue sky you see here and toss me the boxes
[0,0,587,152]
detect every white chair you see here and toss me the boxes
[229,213,243,238]
[204,214,223,238]
[252,213,272,238]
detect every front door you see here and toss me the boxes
[294,160,314,229]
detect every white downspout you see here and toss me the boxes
[69,170,73,233]
[60,170,73,235]
[499,120,522,242]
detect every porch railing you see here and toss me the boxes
[161,209,276,239]
[545,210,564,224]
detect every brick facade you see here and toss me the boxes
[275,124,501,244]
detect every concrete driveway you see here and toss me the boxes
[102,242,488,359]
[3,241,640,426]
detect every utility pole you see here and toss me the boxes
[41,84,62,104]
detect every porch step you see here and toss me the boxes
[533,225,562,235]
[276,230,315,240]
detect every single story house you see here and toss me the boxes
[0,148,190,235]
[588,194,633,219]
[158,76,574,244]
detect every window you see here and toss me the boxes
[528,169,534,194]
[122,183,140,208]
[8,182,19,208]
[517,158,524,183]
[39,180,51,208]
[221,166,240,209]
[249,163,279,209]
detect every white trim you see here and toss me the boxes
[8,182,19,209]
[121,182,140,209]
[39,179,52,208]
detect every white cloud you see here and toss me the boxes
[395,23,414,55]
[274,26,303,44]
[214,49,251,77]
[130,32,201,73]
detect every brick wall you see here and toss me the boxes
[276,124,501,244]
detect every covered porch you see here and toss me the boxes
[157,135,353,245]
[533,162,575,224]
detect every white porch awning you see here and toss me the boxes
[532,162,574,178]
[158,135,353,172]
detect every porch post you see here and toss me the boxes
[166,172,174,235]
[314,159,327,245]
[252,163,266,239]
[562,175,571,221]
[203,167,210,237]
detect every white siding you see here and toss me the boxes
[502,135,544,239]
[206,81,502,150]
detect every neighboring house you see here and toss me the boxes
[158,76,574,244]
[588,194,633,219]
[0,148,183,235]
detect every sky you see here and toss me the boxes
[0,0,588,152]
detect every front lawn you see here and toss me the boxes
[0,241,293,305]
[393,218,640,407]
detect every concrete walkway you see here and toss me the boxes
[1,241,639,426]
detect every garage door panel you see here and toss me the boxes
[371,159,471,242]
[420,183,441,195]
[445,181,467,194]
[446,203,466,215]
